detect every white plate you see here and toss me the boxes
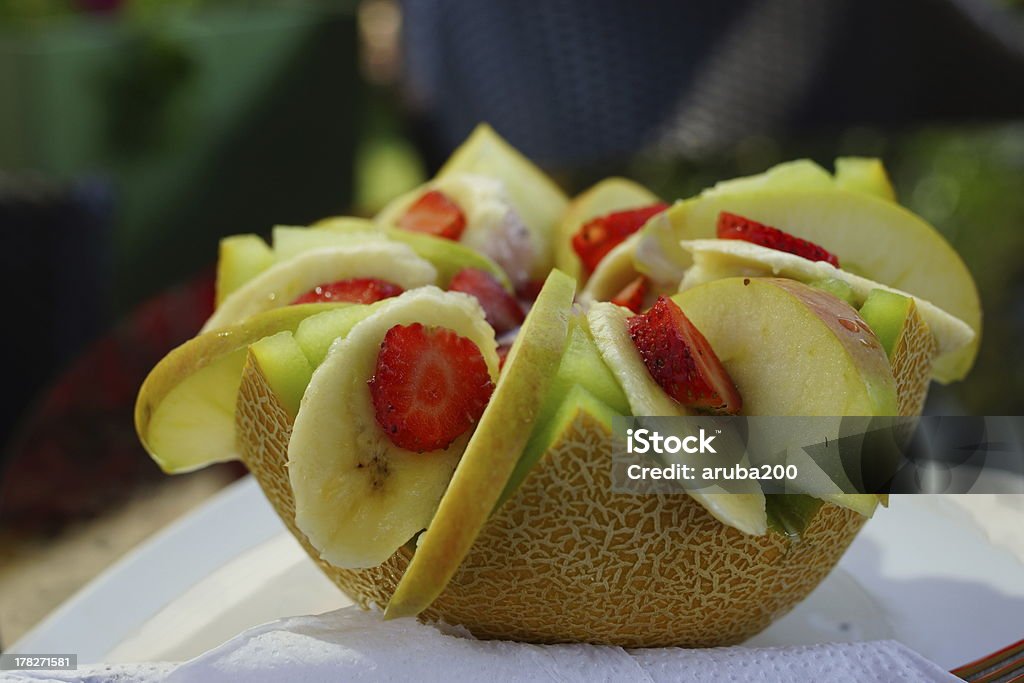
[12,477,1024,670]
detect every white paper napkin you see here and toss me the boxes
[5,606,960,682]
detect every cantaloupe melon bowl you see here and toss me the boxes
[135,125,980,648]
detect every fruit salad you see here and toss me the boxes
[135,124,979,647]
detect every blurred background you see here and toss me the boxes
[0,0,1022,648]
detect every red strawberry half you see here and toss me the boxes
[397,189,467,241]
[610,275,648,313]
[292,278,404,305]
[572,202,668,274]
[448,267,525,335]
[369,323,494,452]
[717,212,839,267]
[627,297,742,414]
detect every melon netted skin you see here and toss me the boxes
[236,354,867,648]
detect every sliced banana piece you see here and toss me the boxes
[678,239,974,369]
[203,242,437,332]
[288,287,498,569]
[586,302,767,536]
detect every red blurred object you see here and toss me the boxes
[571,203,667,274]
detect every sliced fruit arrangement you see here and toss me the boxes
[203,241,437,332]
[376,124,569,285]
[634,168,980,382]
[288,287,499,569]
[136,129,982,648]
[136,303,345,473]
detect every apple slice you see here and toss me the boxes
[636,190,979,381]
[216,234,274,305]
[556,177,660,280]
[202,242,437,331]
[705,159,834,196]
[384,270,576,620]
[678,239,972,380]
[673,278,897,516]
[135,303,342,473]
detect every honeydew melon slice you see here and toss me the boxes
[216,234,274,305]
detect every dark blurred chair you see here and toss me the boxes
[0,175,113,451]
[401,0,1024,168]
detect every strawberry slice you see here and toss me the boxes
[292,278,403,305]
[572,203,668,274]
[448,267,525,335]
[627,297,742,414]
[611,276,647,313]
[397,189,467,241]
[717,212,839,267]
[369,323,494,452]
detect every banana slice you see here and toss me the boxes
[203,242,437,332]
[586,302,767,535]
[288,287,499,569]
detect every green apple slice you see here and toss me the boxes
[678,239,973,378]
[636,190,979,381]
[385,270,576,620]
[203,242,437,332]
[135,303,341,473]
[289,287,499,569]
[556,177,660,281]
[216,234,274,305]
[586,302,767,535]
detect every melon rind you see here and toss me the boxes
[236,359,866,647]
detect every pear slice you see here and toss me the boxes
[135,303,340,473]
[202,242,437,332]
[586,302,767,536]
[215,234,274,305]
[384,270,575,620]
[636,189,980,381]
[556,177,660,281]
[678,239,971,379]
[288,287,499,569]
